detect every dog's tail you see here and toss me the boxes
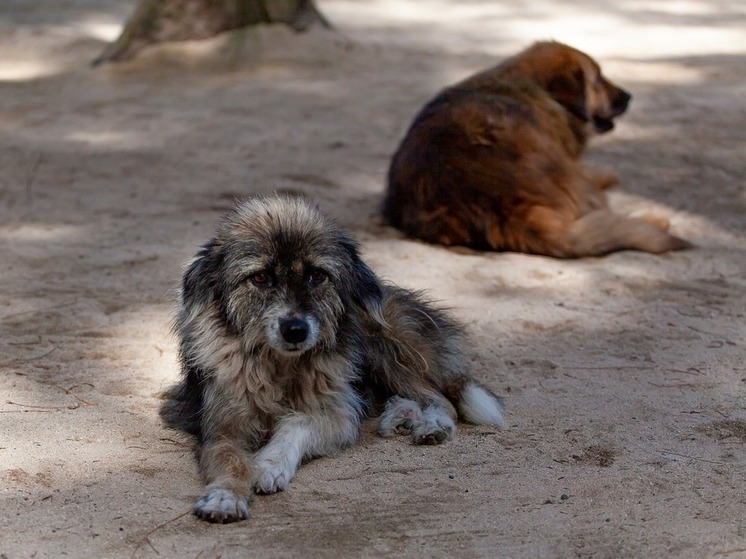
[444,377,505,427]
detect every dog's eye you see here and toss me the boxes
[249,272,271,287]
[306,270,326,286]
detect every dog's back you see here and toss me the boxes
[383,82,587,252]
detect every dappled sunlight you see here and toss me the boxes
[261,75,349,99]
[0,301,176,485]
[360,235,601,297]
[326,0,516,26]
[604,60,704,84]
[0,8,124,81]
[504,15,745,59]
[362,211,743,311]
[623,0,723,15]
[0,59,61,82]
[0,222,83,243]
[100,306,178,387]
[65,129,161,150]
[324,0,746,59]
[74,20,122,43]
[361,236,701,350]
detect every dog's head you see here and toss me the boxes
[518,41,631,133]
[180,195,383,357]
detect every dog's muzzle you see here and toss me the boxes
[594,88,632,133]
[612,89,632,115]
[279,317,309,344]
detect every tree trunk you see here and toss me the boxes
[93,0,330,66]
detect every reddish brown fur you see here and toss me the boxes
[382,41,692,257]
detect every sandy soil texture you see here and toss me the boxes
[1,1,745,557]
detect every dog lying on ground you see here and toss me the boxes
[382,41,692,257]
[165,195,504,523]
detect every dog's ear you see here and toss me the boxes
[339,237,385,323]
[350,259,385,322]
[181,239,223,313]
[546,68,590,122]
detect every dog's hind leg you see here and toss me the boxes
[382,380,504,444]
[374,286,504,443]
[584,168,620,190]
[518,206,692,257]
[378,393,457,445]
[413,396,458,445]
[630,210,672,231]
[563,209,693,256]
[378,395,423,437]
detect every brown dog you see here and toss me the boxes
[382,41,691,257]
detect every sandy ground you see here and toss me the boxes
[1,1,745,557]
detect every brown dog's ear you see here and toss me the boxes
[546,68,589,122]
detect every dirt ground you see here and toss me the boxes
[1,1,745,558]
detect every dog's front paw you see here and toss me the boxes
[253,459,293,494]
[193,487,250,523]
[411,405,456,445]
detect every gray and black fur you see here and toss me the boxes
[166,195,504,523]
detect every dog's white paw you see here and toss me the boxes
[378,396,423,437]
[411,405,456,445]
[254,459,293,494]
[193,487,250,523]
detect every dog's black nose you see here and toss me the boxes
[613,89,632,113]
[280,318,309,344]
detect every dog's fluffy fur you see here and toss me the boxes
[166,195,504,523]
[383,41,692,257]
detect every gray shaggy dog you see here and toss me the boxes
[166,195,504,523]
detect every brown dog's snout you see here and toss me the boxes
[612,88,632,115]
[593,83,631,133]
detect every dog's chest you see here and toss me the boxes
[215,355,346,416]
